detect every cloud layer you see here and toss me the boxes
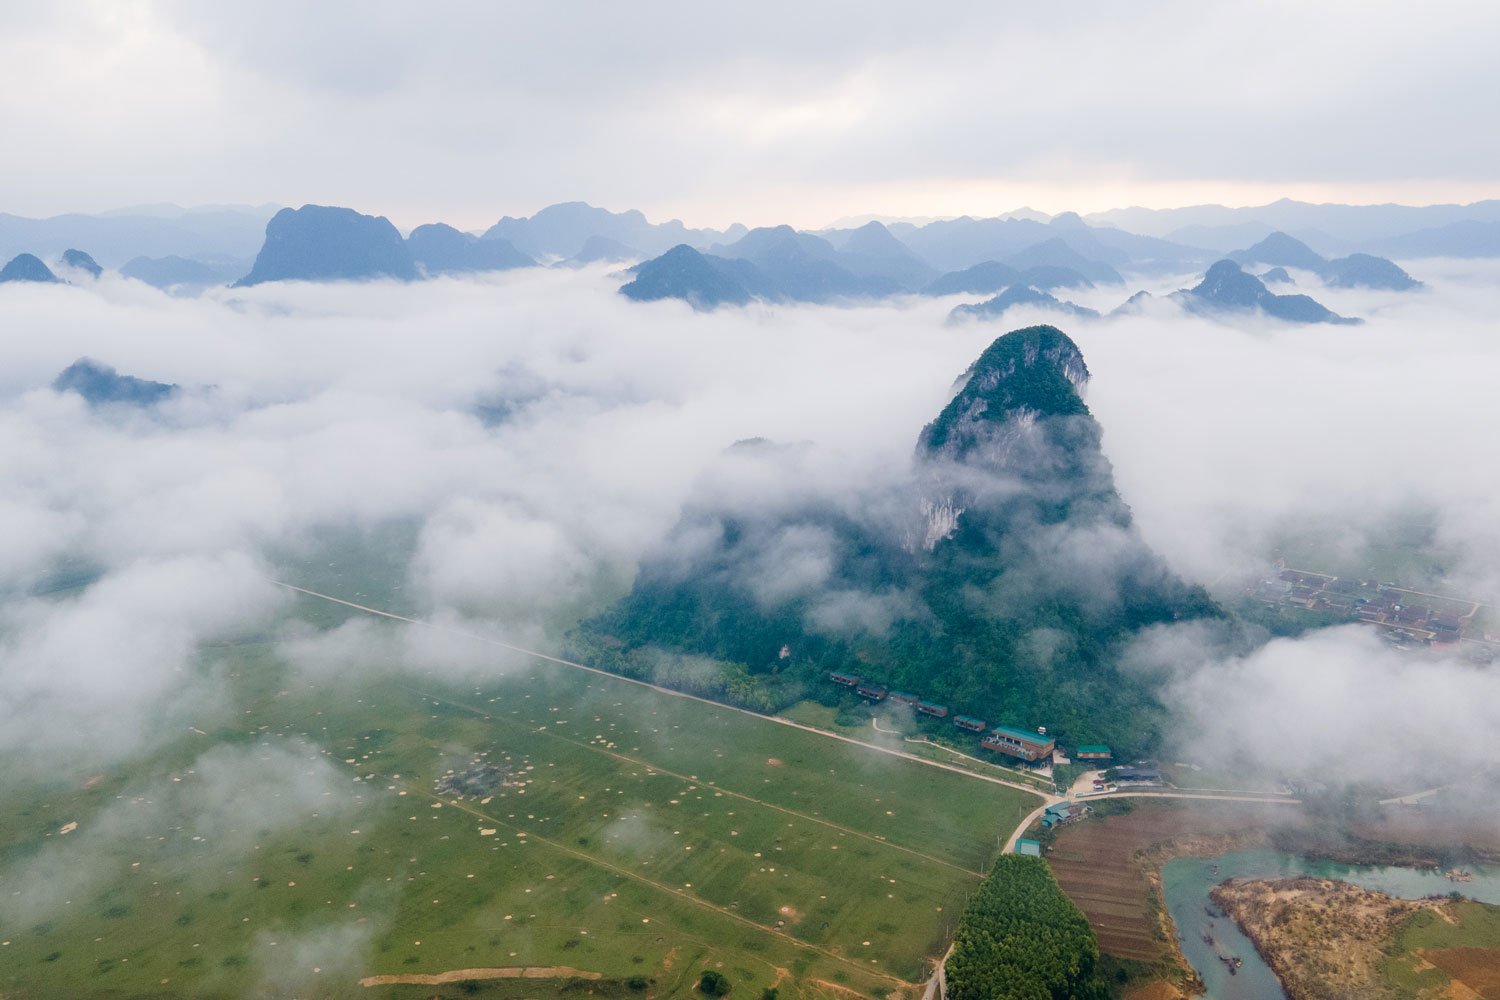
[0,260,1497,787]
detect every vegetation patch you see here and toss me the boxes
[944,854,1107,1000]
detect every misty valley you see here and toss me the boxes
[2,199,1499,1000]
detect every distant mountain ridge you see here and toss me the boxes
[122,255,244,289]
[1087,197,1500,249]
[10,198,1500,295]
[0,205,275,267]
[1229,231,1421,290]
[407,223,532,275]
[620,218,1136,308]
[1177,260,1359,324]
[1366,220,1500,259]
[483,201,744,259]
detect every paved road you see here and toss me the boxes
[273,580,1054,801]
[1379,785,1449,805]
[871,719,1056,796]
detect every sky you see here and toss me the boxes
[4,1,1500,228]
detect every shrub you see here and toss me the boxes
[698,969,730,995]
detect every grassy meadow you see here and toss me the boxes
[0,596,1039,999]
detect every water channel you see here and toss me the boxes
[1160,850,1500,999]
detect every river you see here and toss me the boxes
[1160,850,1500,999]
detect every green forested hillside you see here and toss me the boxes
[577,326,1223,755]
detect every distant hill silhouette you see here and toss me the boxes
[0,253,60,283]
[1229,231,1328,271]
[708,225,901,301]
[0,205,275,268]
[483,201,742,259]
[821,221,935,288]
[58,249,102,278]
[1367,220,1500,259]
[122,255,239,289]
[619,244,755,309]
[1229,231,1420,290]
[1088,197,1500,247]
[923,261,1021,296]
[949,285,1099,323]
[235,205,418,287]
[924,261,1101,296]
[624,221,1126,308]
[1005,238,1123,284]
[1319,253,1421,290]
[1259,266,1293,285]
[1178,260,1358,324]
[570,234,641,265]
[53,359,177,406]
[887,213,1203,274]
[406,223,532,275]
[1108,290,1155,317]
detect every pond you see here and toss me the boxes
[1160,850,1500,999]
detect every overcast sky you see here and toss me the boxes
[4,1,1499,228]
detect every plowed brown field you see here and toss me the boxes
[1423,947,1500,999]
[1046,802,1281,961]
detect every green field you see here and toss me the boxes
[0,597,1040,999]
[1382,899,1500,998]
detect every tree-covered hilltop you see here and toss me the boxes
[945,855,1108,1000]
[577,326,1223,755]
[919,325,1091,456]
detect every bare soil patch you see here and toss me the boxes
[1122,982,1187,1000]
[1423,948,1500,999]
[1046,801,1274,963]
[1213,877,1442,1000]
[358,965,603,987]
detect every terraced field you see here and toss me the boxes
[0,597,1039,999]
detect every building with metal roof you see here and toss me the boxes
[981,724,1055,762]
[1041,802,1090,828]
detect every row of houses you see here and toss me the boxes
[827,671,1110,766]
[1256,571,1477,649]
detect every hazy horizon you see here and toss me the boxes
[10,191,1500,242]
[6,2,1500,229]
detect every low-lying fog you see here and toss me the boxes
[2,260,1498,786]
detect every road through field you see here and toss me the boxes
[275,580,1297,818]
[273,580,1053,802]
